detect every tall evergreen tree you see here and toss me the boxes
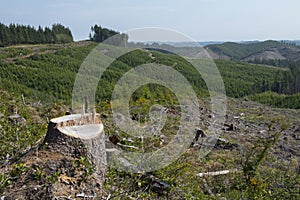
[0,22,74,46]
[89,24,128,46]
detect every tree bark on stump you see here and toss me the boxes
[42,121,88,158]
[41,117,107,182]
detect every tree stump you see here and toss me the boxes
[42,113,107,177]
[2,113,107,199]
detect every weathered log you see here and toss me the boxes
[197,169,239,177]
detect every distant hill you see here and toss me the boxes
[198,41,225,46]
[205,40,300,62]
[243,46,300,62]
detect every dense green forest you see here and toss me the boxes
[246,59,300,94]
[0,23,73,46]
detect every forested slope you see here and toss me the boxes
[1,41,299,108]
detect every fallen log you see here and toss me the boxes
[197,169,239,177]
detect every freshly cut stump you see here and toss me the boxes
[42,113,107,173]
[2,113,107,199]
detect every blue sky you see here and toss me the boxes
[1,0,300,41]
